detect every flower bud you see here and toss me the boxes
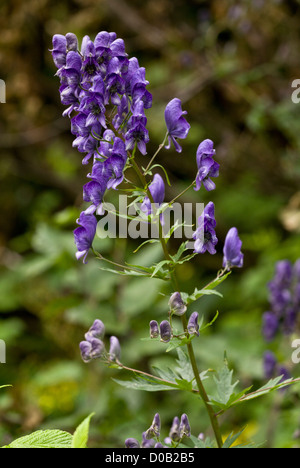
[125,438,140,448]
[169,416,180,442]
[187,312,200,336]
[160,320,172,343]
[66,32,78,52]
[109,336,121,361]
[179,413,191,438]
[169,292,187,316]
[79,338,104,363]
[145,413,161,439]
[85,319,105,341]
[150,320,159,338]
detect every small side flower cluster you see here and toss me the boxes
[262,259,300,381]
[263,259,300,341]
[149,293,199,343]
[79,319,121,363]
[125,413,191,448]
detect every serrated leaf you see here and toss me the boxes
[211,361,239,407]
[222,428,246,448]
[189,435,215,448]
[4,430,73,448]
[112,375,178,392]
[72,413,94,449]
[175,348,194,382]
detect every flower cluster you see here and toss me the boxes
[262,259,300,342]
[51,31,153,261]
[125,413,191,448]
[79,319,121,363]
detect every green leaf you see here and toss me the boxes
[189,435,215,448]
[133,239,160,254]
[0,385,12,390]
[112,375,178,392]
[181,288,223,305]
[3,430,73,448]
[222,429,246,448]
[210,360,239,407]
[72,413,94,448]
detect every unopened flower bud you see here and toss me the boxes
[109,336,121,361]
[187,312,200,336]
[150,320,159,338]
[145,413,161,439]
[160,320,172,343]
[179,413,191,438]
[169,292,187,316]
[66,32,78,52]
[79,338,104,363]
[125,438,140,448]
[85,319,105,341]
[169,416,180,442]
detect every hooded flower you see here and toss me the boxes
[193,202,218,255]
[73,212,97,263]
[169,292,187,316]
[195,139,219,191]
[187,312,200,336]
[164,98,190,153]
[160,320,172,343]
[79,338,104,363]
[141,173,165,217]
[222,227,244,269]
[109,336,121,361]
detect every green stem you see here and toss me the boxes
[143,132,168,175]
[131,157,223,448]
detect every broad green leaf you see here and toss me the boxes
[72,413,94,449]
[3,430,73,449]
[112,375,178,392]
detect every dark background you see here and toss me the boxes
[1,0,300,448]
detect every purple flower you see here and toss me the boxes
[187,312,200,336]
[125,101,149,155]
[169,416,180,442]
[195,139,219,191]
[109,336,121,361]
[160,320,172,343]
[141,174,165,216]
[125,438,140,448]
[150,320,159,339]
[263,351,277,379]
[222,227,244,269]
[193,202,218,255]
[85,319,105,341]
[262,311,279,342]
[164,98,190,153]
[179,414,191,438]
[73,212,97,263]
[51,34,67,69]
[145,413,161,439]
[79,338,104,363]
[169,292,187,316]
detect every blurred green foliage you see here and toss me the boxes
[1,0,300,448]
